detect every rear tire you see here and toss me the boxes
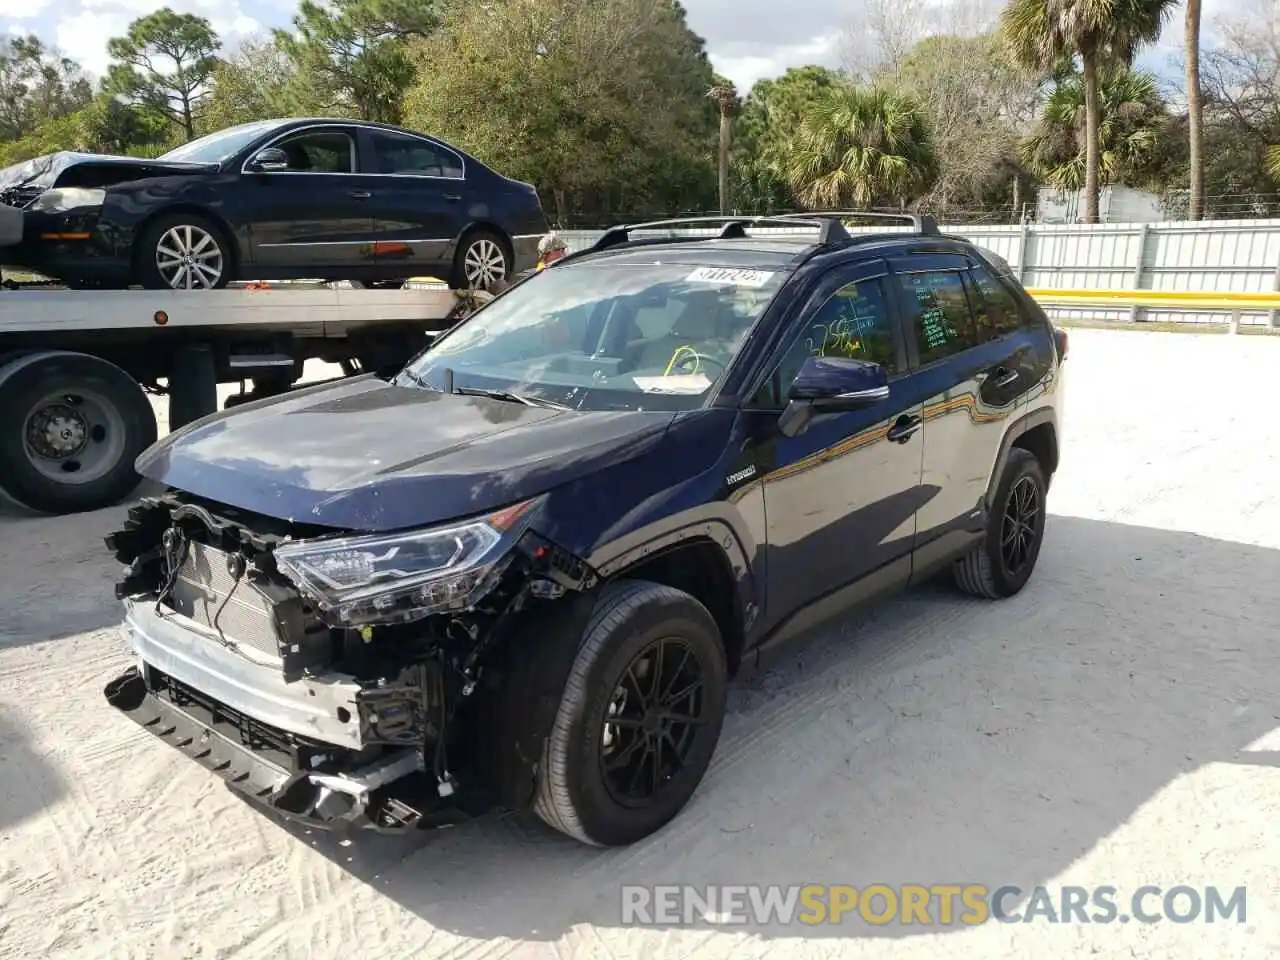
[450,229,511,291]
[534,580,728,847]
[0,352,157,514]
[953,447,1047,599]
[136,212,234,290]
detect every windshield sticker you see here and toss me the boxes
[632,373,713,394]
[684,266,775,288]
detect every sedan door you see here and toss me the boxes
[240,125,380,271]
[737,260,927,646]
[357,127,468,278]
[884,253,1031,578]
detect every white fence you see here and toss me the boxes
[560,219,1280,327]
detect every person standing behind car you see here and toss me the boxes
[536,232,568,270]
[485,232,568,296]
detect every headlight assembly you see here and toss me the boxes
[273,497,540,626]
[29,187,106,213]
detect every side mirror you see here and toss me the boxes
[778,355,889,437]
[246,147,289,173]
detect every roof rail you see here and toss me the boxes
[567,213,856,261]
[767,210,941,235]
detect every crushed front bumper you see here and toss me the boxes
[104,667,436,832]
[121,599,364,750]
[107,601,472,833]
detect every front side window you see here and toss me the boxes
[752,276,897,407]
[368,131,463,178]
[401,262,789,411]
[270,130,356,173]
[895,270,978,365]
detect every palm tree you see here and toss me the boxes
[1021,65,1167,191]
[775,85,937,210]
[1001,0,1175,223]
[1185,0,1205,220]
[707,81,740,214]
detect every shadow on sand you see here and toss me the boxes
[0,707,68,831]
[253,513,1279,941]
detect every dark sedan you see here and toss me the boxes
[0,118,549,290]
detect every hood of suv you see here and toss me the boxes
[136,375,678,531]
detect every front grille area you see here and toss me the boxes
[166,540,284,661]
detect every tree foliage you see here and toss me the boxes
[775,85,937,209]
[274,0,440,124]
[200,37,297,134]
[732,65,844,211]
[403,0,719,224]
[0,36,92,143]
[106,8,222,141]
[1,0,1278,222]
[889,32,1044,212]
[1021,64,1169,191]
[1000,0,1176,221]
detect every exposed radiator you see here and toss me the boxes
[166,541,283,661]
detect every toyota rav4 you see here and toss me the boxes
[103,212,1066,847]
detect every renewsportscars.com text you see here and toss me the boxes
[621,884,1248,927]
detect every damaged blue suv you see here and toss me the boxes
[103,212,1066,847]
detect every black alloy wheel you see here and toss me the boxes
[599,636,708,807]
[952,447,1048,599]
[999,474,1041,580]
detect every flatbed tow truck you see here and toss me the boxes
[0,277,471,515]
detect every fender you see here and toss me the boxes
[585,501,763,636]
[984,404,1059,510]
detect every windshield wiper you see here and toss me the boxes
[454,386,572,410]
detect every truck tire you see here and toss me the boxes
[0,351,158,514]
[953,447,1048,599]
[534,580,728,847]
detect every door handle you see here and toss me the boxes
[887,414,922,443]
[988,366,1019,388]
[349,190,371,199]
[443,193,461,201]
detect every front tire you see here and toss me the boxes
[953,447,1048,598]
[450,229,511,291]
[0,352,158,514]
[136,212,233,290]
[534,580,728,847]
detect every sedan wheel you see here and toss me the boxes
[452,230,511,290]
[136,212,234,290]
[156,224,225,290]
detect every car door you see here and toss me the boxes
[241,125,380,270]
[738,259,926,644]
[358,127,468,275]
[964,254,1057,413]
[886,253,1029,577]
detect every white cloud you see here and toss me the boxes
[0,0,48,19]
[49,0,260,80]
[711,35,840,93]
[56,10,132,76]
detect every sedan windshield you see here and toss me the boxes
[401,260,789,411]
[159,120,288,164]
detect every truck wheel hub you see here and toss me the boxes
[29,403,88,458]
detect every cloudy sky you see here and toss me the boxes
[0,0,1241,97]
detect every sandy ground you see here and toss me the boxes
[1,329,1278,959]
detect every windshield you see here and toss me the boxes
[159,120,288,164]
[401,260,789,411]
